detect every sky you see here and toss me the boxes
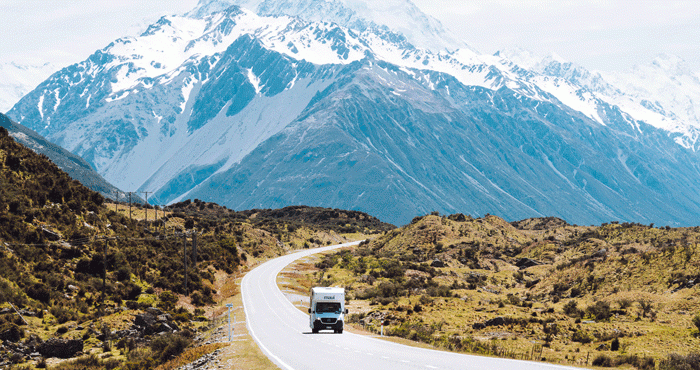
[1,0,699,73]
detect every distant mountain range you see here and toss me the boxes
[0,61,58,113]
[6,0,700,226]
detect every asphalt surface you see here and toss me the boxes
[241,242,587,370]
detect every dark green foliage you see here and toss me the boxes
[27,283,52,304]
[0,323,24,342]
[148,331,193,362]
[659,352,700,370]
[592,354,613,367]
[563,300,582,318]
[116,266,132,281]
[615,354,655,370]
[50,305,78,324]
[572,330,592,343]
[586,300,612,321]
[157,291,178,312]
[611,337,620,351]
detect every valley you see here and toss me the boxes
[2,1,700,369]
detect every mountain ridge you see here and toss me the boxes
[0,113,122,200]
[6,0,700,226]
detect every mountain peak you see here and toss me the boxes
[187,0,240,18]
[649,53,693,76]
[190,0,472,52]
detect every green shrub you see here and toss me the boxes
[149,332,192,362]
[615,354,655,370]
[572,330,592,343]
[611,337,620,351]
[586,300,612,321]
[0,322,24,342]
[50,305,77,324]
[659,352,700,370]
[157,291,178,312]
[592,354,613,367]
[563,300,582,318]
[116,266,132,281]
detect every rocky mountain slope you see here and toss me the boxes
[6,0,700,226]
[0,113,121,199]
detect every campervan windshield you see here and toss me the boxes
[316,302,341,313]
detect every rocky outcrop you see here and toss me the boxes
[38,338,83,359]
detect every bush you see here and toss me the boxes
[50,305,78,324]
[572,330,592,343]
[611,337,620,351]
[592,354,613,367]
[27,283,52,304]
[615,354,655,370]
[586,300,612,321]
[0,323,24,342]
[158,291,178,312]
[149,332,192,362]
[563,300,582,318]
[190,291,205,306]
[116,266,132,281]
[659,352,700,370]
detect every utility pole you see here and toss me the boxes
[183,233,188,296]
[128,192,133,221]
[100,239,106,316]
[192,231,197,266]
[113,190,120,212]
[141,191,152,224]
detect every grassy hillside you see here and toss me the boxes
[295,214,700,368]
[0,125,387,369]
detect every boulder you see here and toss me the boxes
[38,338,83,358]
[472,322,486,330]
[134,313,156,328]
[515,258,541,269]
[430,259,445,268]
[484,317,506,327]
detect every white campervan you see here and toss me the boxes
[308,287,348,333]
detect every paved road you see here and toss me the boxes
[242,242,586,370]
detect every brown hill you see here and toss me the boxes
[304,214,700,368]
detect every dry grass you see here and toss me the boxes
[277,216,700,368]
[155,343,228,370]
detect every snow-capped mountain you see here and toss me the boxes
[189,0,472,53]
[0,61,58,113]
[7,0,700,225]
[500,48,700,150]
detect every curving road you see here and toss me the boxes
[242,242,586,370]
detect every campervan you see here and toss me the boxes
[308,287,347,333]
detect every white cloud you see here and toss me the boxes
[0,0,698,73]
[413,0,700,71]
